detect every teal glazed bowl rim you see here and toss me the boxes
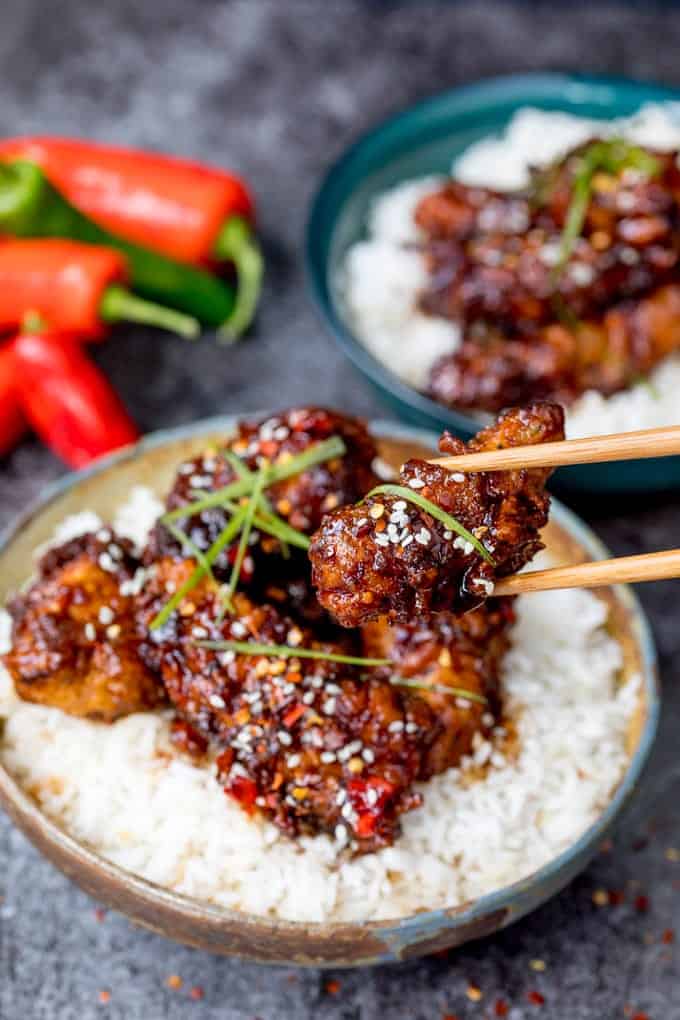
[306,71,680,493]
[0,417,660,966]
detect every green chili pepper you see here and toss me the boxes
[0,160,236,329]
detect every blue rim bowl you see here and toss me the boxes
[0,418,659,965]
[306,72,680,494]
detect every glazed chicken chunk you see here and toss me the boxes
[135,557,512,852]
[3,532,162,721]
[309,403,564,627]
[147,406,378,581]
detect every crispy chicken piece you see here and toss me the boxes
[3,532,162,721]
[417,147,680,332]
[430,282,680,412]
[146,407,378,601]
[135,558,511,852]
[309,403,563,628]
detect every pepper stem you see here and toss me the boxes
[99,285,200,339]
[212,216,263,342]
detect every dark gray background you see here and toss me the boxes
[1,2,679,1018]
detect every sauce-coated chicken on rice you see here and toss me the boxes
[2,404,562,853]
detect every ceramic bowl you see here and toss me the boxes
[306,72,680,493]
[0,418,659,965]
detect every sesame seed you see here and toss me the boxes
[388,720,404,734]
[341,802,355,821]
[366,788,378,807]
[302,691,315,705]
[106,624,121,640]
[209,694,226,709]
[334,823,348,843]
[374,533,390,548]
[231,621,247,638]
[569,262,595,287]
[369,504,385,520]
[401,535,414,547]
[286,754,301,768]
[219,650,236,666]
[84,622,96,641]
[326,683,342,695]
[456,697,472,709]
[405,722,418,734]
[323,698,336,715]
[278,731,293,746]
[362,748,375,763]
[393,500,407,511]
[321,751,337,764]
[415,528,431,546]
[98,552,115,573]
[191,625,208,639]
[408,478,425,489]
[355,517,369,527]
[96,528,112,542]
[98,606,114,625]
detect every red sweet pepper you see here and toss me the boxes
[0,344,25,456]
[0,137,262,336]
[11,329,139,468]
[0,239,198,340]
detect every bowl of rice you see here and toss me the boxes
[0,415,659,965]
[307,72,680,492]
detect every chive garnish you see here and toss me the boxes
[366,483,495,566]
[389,676,487,705]
[163,436,346,523]
[163,520,216,584]
[552,138,661,282]
[215,497,311,551]
[195,640,488,704]
[150,507,247,630]
[197,639,392,667]
[221,465,268,610]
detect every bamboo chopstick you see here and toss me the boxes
[429,424,680,474]
[493,548,680,596]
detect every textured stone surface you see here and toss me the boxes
[1,1,680,1017]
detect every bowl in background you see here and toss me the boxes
[306,72,680,493]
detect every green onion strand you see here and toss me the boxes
[196,639,392,667]
[552,138,661,282]
[221,465,268,609]
[150,507,247,630]
[389,676,487,705]
[163,436,346,524]
[163,520,216,585]
[366,484,496,566]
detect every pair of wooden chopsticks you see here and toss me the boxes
[427,425,680,597]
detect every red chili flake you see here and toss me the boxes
[98,990,111,1005]
[631,1012,650,1020]
[166,975,183,990]
[282,703,306,728]
[189,986,204,1001]
[224,775,258,814]
[494,1000,509,1017]
[662,928,675,944]
[634,895,650,913]
[608,889,625,906]
[94,907,106,922]
[443,1014,461,1020]
[528,990,545,1006]
[324,979,341,996]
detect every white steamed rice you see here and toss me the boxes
[0,487,639,922]
[342,103,680,438]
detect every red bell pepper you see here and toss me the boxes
[11,330,139,468]
[0,344,25,456]
[0,137,262,337]
[0,239,198,339]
